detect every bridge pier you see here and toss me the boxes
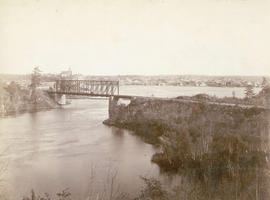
[108,96,132,120]
[59,94,66,105]
[109,96,117,119]
[52,93,67,105]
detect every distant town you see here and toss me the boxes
[0,67,269,88]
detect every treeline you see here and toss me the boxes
[176,86,270,108]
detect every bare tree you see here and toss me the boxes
[86,166,128,200]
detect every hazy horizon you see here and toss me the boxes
[1,0,270,76]
[1,71,269,78]
[0,70,270,77]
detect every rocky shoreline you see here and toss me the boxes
[103,94,270,170]
[0,90,59,117]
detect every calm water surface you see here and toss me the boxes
[0,86,262,199]
[0,99,160,199]
[120,85,261,98]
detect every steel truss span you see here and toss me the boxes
[54,80,119,96]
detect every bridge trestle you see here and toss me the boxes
[55,80,119,96]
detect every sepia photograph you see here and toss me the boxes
[0,0,269,199]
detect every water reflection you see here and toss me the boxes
[111,127,125,137]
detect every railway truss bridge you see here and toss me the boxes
[47,80,133,104]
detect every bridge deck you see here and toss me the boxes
[47,91,135,99]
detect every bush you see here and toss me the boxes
[136,177,168,200]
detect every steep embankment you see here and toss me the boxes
[104,96,270,169]
[104,97,269,139]
[0,89,59,117]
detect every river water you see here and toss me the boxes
[0,86,262,199]
[120,85,261,98]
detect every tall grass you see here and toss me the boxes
[22,167,129,200]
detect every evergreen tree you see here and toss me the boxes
[30,67,42,103]
[245,84,255,99]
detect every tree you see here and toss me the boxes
[30,67,42,103]
[232,90,236,98]
[245,84,255,99]
[262,77,269,88]
[4,81,21,102]
[0,80,8,103]
[258,85,270,107]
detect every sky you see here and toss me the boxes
[0,0,269,76]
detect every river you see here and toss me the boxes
[120,85,261,98]
[0,86,262,199]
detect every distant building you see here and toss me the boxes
[60,68,72,79]
[73,73,84,80]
